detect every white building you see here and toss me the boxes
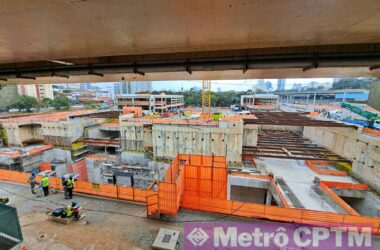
[116,93,184,113]
[240,94,279,111]
[17,84,54,100]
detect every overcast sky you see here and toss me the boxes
[79,78,334,92]
[152,78,334,91]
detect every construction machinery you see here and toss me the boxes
[341,102,380,129]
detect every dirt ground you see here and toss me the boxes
[0,181,232,250]
[1,181,379,250]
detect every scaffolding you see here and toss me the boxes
[201,80,211,120]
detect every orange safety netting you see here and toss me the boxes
[71,159,88,181]
[0,156,380,235]
[123,107,142,118]
[181,195,380,234]
[148,155,228,216]
[0,168,157,204]
[40,162,52,171]
[305,160,348,176]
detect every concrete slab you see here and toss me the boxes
[258,158,360,212]
[152,228,180,250]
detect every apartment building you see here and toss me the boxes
[17,84,54,100]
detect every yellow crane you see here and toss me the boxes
[201,80,212,120]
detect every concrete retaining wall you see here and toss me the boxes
[152,121,243,165]
[120,122,152,152]
[243,124,258,147]
[304,127,380,192]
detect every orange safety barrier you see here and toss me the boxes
[230,172,290,208]
[40,162,52,171]
[270,179,290,208]
[1,157,380,235]
[309,111,319,117]
[0,151,22,158]
[321,181,369,190]
[230,172,272,181]
[181,195,380,234]
[0,110,94,123]
[123,106,143,118]
[71,159,88,181]
[28,145,54,155]
[0,169,158,205]
[153,119,218,127]
[305,160,348,176]
[319,182,360,216]
[156,155,186,215]
[363,127,380,137]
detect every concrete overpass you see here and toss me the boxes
[277,89,369,105]
[0,0,380,84]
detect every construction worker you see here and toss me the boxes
[28,171,38,194]
[66,176,74,199]
[61,176,68,199]
[62,200,80,219]
[41,174,50,196]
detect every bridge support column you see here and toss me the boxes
[368,78,380,110]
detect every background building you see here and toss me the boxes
[257,80,272,92]
[277,79,286,91]
[17,84,54,100]
[116,93,184,113]
[292,83,303,91]
[129,81,152,94]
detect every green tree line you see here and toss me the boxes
[8,94,71,112]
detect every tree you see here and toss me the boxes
[40,98,54,109]
[53,96,71,110]
[14,95,37,112]
[84,100,98,109]
[331,78,371,90]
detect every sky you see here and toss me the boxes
[70,78,334,92]
[151,78,334,91]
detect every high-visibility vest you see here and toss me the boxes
[41,177,49,187]
[65,205,73,217]
[66,179,74,189]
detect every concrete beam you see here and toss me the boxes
[331,188,368,199]
[228,175,270,190]
[1,1,380,64]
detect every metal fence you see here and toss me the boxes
[0,204,23,248]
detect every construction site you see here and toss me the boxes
[0,79,379,249]
[2,1,380,249]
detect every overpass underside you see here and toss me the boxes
[1,44,380,84]
[1,1,380,83]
